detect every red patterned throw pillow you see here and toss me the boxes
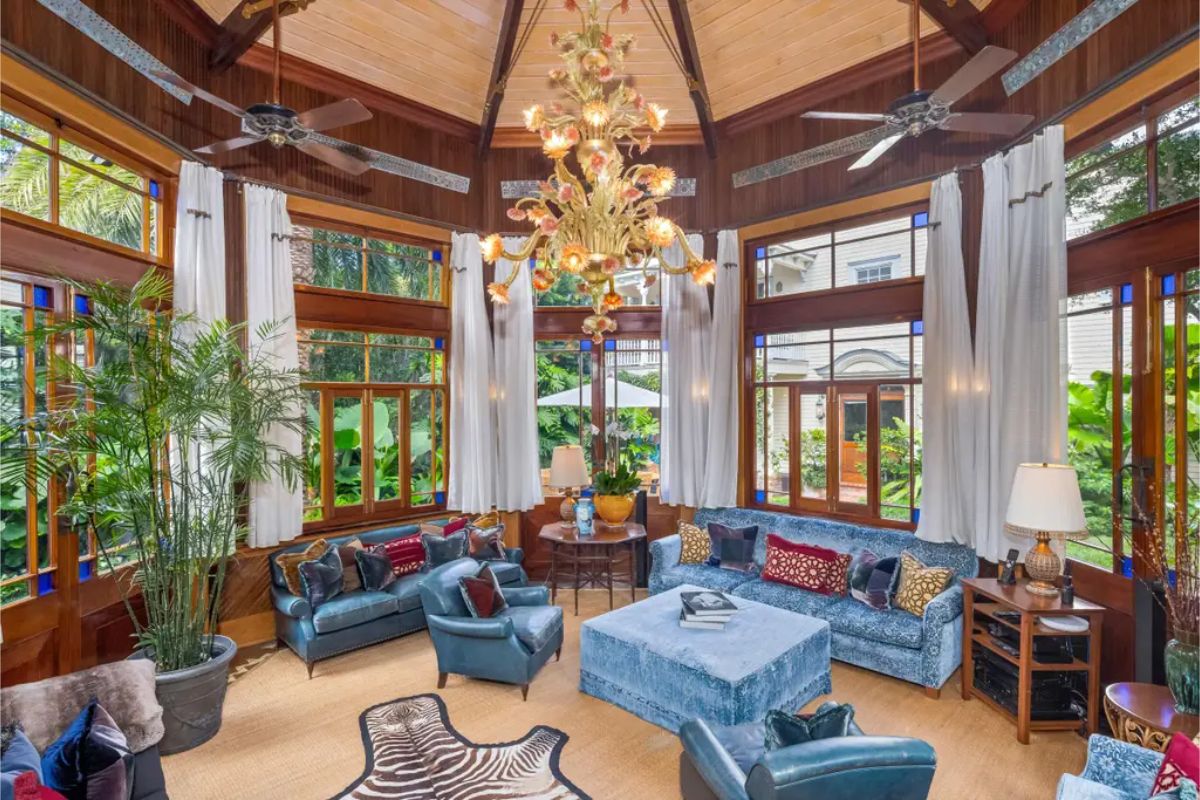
[382,534,425,576]
[762,535,852,596]
[1152,733,1200,794]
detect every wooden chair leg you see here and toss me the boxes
[306,661,315,680]
[555,646,562,662]
[437,672,448,689]
[924,685,941,699]
[520,684,530,701]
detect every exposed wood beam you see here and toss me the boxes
[210,1,272,72]
[478,0,525,156]
[917,0,987,54]
[665,0,718,158]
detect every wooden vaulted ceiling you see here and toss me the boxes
[192,0,992,139]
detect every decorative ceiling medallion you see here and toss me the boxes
[1002,0,1142,95]
[36,0,192,104]
[307,133,470,193]
[500,177,694,199]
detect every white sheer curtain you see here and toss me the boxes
[699,230,740,508]
[447,231,498,513]
[173,162,225,331]
[244,183,303,548]
[973,126,1069,562]
[492,241,542,511]
[916,174,975,545]
[660,233,710,508]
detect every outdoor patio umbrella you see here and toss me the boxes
[537,377,664,408]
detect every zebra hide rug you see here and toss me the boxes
[332,694,591,800]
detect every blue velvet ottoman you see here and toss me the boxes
[579,584,832,733]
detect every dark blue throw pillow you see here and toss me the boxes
[41,700,133,800]
[705,524,759,572]
[355,544,397,591]
[298,545,344,610]
[421,531,467,567]
[764,703,855,751]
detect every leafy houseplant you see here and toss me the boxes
[593,459,642,526]
[5,271,303,752]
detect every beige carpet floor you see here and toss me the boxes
[163,589,1086,799]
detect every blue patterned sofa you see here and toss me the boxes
[1056,735,1195,800]
[268,522,527,677]
[649,508,977,696]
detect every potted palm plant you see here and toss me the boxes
[5,271,303,754]
[593,459,643,526]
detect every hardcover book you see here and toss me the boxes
[679,610,727,631]
[681,590,738,617]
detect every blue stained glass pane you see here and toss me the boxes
[755,490,766,504]
[755,247,766,260]
[434,337,444,350]
[37,573,54,594]
[74,294,91,315]
[32,286,51,308]
[80,561,93,581]
[149,179,160,199]
[1120,556,1133,578]
[913,211,929,228]
[1120,283,1133,305]
[1163,274,1177,296]
[434,491,446,504]
[580,340,592,351]
[911,320,924,335]
[432,250,443,263]
[754,334,765,348]
[604,338,616,351]
[911,508,921,524]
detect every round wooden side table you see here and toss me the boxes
[538,521,647,616]
[1104,682,1200,752]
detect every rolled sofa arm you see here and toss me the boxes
[746,736,936,800]
[502,586,550,607]
[650,535,682,578]
[505,546,526,565]
[678,720,751,800]
[922,583,963,628]
[426,614,515,640]
[271,585,311,619]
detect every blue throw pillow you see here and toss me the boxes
[355,544,397,591]
[764,704,855,751]
[705,524,758,572]
[41,700,133,800]
[421,531,468,567]
[298,546,344,610]
[2,724,43,799]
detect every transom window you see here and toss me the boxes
[754,211,928,300]
[0,106,164,257]
[290,222,445,303]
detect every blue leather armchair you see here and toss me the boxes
[678,702,936,800]
[418,558,564,700]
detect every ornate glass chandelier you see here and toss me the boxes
[482,0,716,342]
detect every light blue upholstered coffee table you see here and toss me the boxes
[579,584,831,732]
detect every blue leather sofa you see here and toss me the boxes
[650,508,977,696]
[678,701,936,800]
[419,558,564,700]
[268,522,527,677]
[1057,735,1194,800]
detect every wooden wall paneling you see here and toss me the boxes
[0,629,58,686]
[2,0,482,228]
[224,179,246,327]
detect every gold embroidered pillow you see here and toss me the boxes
[893,551,953,616]
[678,522,711,565]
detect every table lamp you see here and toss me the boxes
[1004,462,1089,597]
[549,445,590,528]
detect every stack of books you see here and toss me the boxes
[679,590,738,630]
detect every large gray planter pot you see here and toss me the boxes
[132,635,238,755]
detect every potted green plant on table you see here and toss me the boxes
[4,271,303,754]
[592,459,643,526]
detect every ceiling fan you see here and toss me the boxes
[153,0,374,175]
[799,0,1034,171]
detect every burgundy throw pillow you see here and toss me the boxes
[1152,732,1200,794]
[457,564,508,618]
[382,534,425,576]
[761,535,851,596]
[443,516,469,536]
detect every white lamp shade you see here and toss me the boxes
[1004,463,1089,539]
[548,445,589,489]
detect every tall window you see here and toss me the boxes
[298,329,447,525]
[1159,269,1199,571]
[0,107,164,257]
[603,338,663,493]
[536,339,594,482]
[290,222,445,303]
[752,321,923,526]
[1066,96,1199,239]
[753,211,928,299]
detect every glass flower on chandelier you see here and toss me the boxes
[481,0,715,342]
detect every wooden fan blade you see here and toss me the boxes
[296,139,372,175]
[195,135,262,155]
[803,111,891,122]
[849,132,905,170]
[296,99,374,132]
[929,46,1019,107]
[150,70,248,119]
[940,112,1033,136]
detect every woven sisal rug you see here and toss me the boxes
[331,693,590,800]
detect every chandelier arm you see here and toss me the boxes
[499,233,544,265]
[494,258,523,288]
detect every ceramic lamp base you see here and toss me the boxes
[1024,531,1061,597]
[559,491,577,528]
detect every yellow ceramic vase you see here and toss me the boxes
[594,494,634,526]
